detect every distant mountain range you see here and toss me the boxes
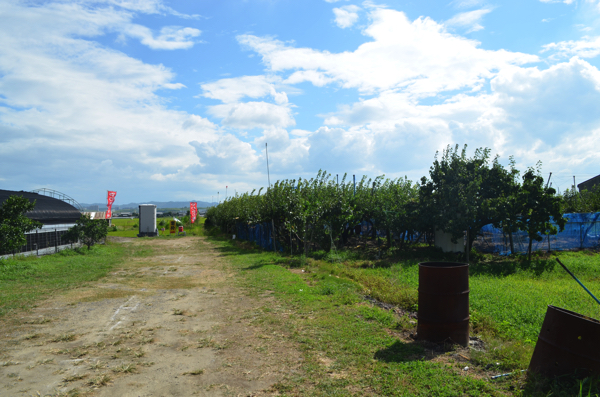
[79,200,216,211]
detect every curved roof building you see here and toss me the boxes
[0,190,81,225]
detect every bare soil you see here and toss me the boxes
[0,237,301,397]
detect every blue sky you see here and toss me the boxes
[1,0,600,204]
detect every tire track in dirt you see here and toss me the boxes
[0,236,301,397]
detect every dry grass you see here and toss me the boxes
[119,275,203,290]
[112,363,136,373]
[24,317,52,324]
[183,368,204,375]
[87,373,111,387]
[1,360,19,366]
[62,373,88,383]
[89,360,105,370]
[64,287,146,303]
[50,333,77,343]
[23,333,43,340]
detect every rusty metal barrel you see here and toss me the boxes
[529,305,600,377]
[417,262,469,346]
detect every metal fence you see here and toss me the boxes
[1,225,75,257]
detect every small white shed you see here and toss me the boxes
[434,229,464,253]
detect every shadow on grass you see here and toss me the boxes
[522,372,600,397]
[204,226,559,279]
[374,339,463,363]
[469,258,556,277]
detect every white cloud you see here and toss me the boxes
[200,75,294,129]
[539,0,575,4]
[238,8,537,97]
[490,57,600,144]
[445,9,492,33]
[450,0,486,8]
[207,102,295,129]
[284,70,335,87]
[0,1,202,51]
[3,0,600,200]
[274,57,600,184]
[290,129,313,137]
[189,135,260,175]
[0,0,216,198]
[333,5,361,29]
[122,25,201,50]
[542,36,600,59]
[102,0,201,18]
[201,75,285,103]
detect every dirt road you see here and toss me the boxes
[0,237,300,397]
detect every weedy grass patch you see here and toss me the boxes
[0,242,153,317]
[205,229,600,396]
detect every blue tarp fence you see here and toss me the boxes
[476,212,600,255]
[234,212,600,254]
[235,222,275,251]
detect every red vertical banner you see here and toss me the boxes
[107,191,117,219]
[190,202,197,224]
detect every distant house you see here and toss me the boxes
[156,212,164,216]
[578,175,600,192]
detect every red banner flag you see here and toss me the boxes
[107,191,117,219]
[190,202,197,224]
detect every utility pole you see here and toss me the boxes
[266,143,271,188]
[545,172,552,189]
[265,142,276,252]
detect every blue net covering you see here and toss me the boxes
[236,222,275,251]
[234,213,600,255]
[476,212,600,255]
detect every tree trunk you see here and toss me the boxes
[528,236,533,261]
[362,221,367,251]
[508,230,514,254]
[271,219,276,253]
[304,222,308,257]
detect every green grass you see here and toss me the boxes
[0,242,152,317]
[108,217,206,238]
[203,230,600,396]
[315,250,600,344]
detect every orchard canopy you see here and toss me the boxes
[206,145,595,257]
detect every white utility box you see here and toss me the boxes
[138,204,158,237]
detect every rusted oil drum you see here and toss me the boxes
[417,262,469,346]
[529,305,600,377]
